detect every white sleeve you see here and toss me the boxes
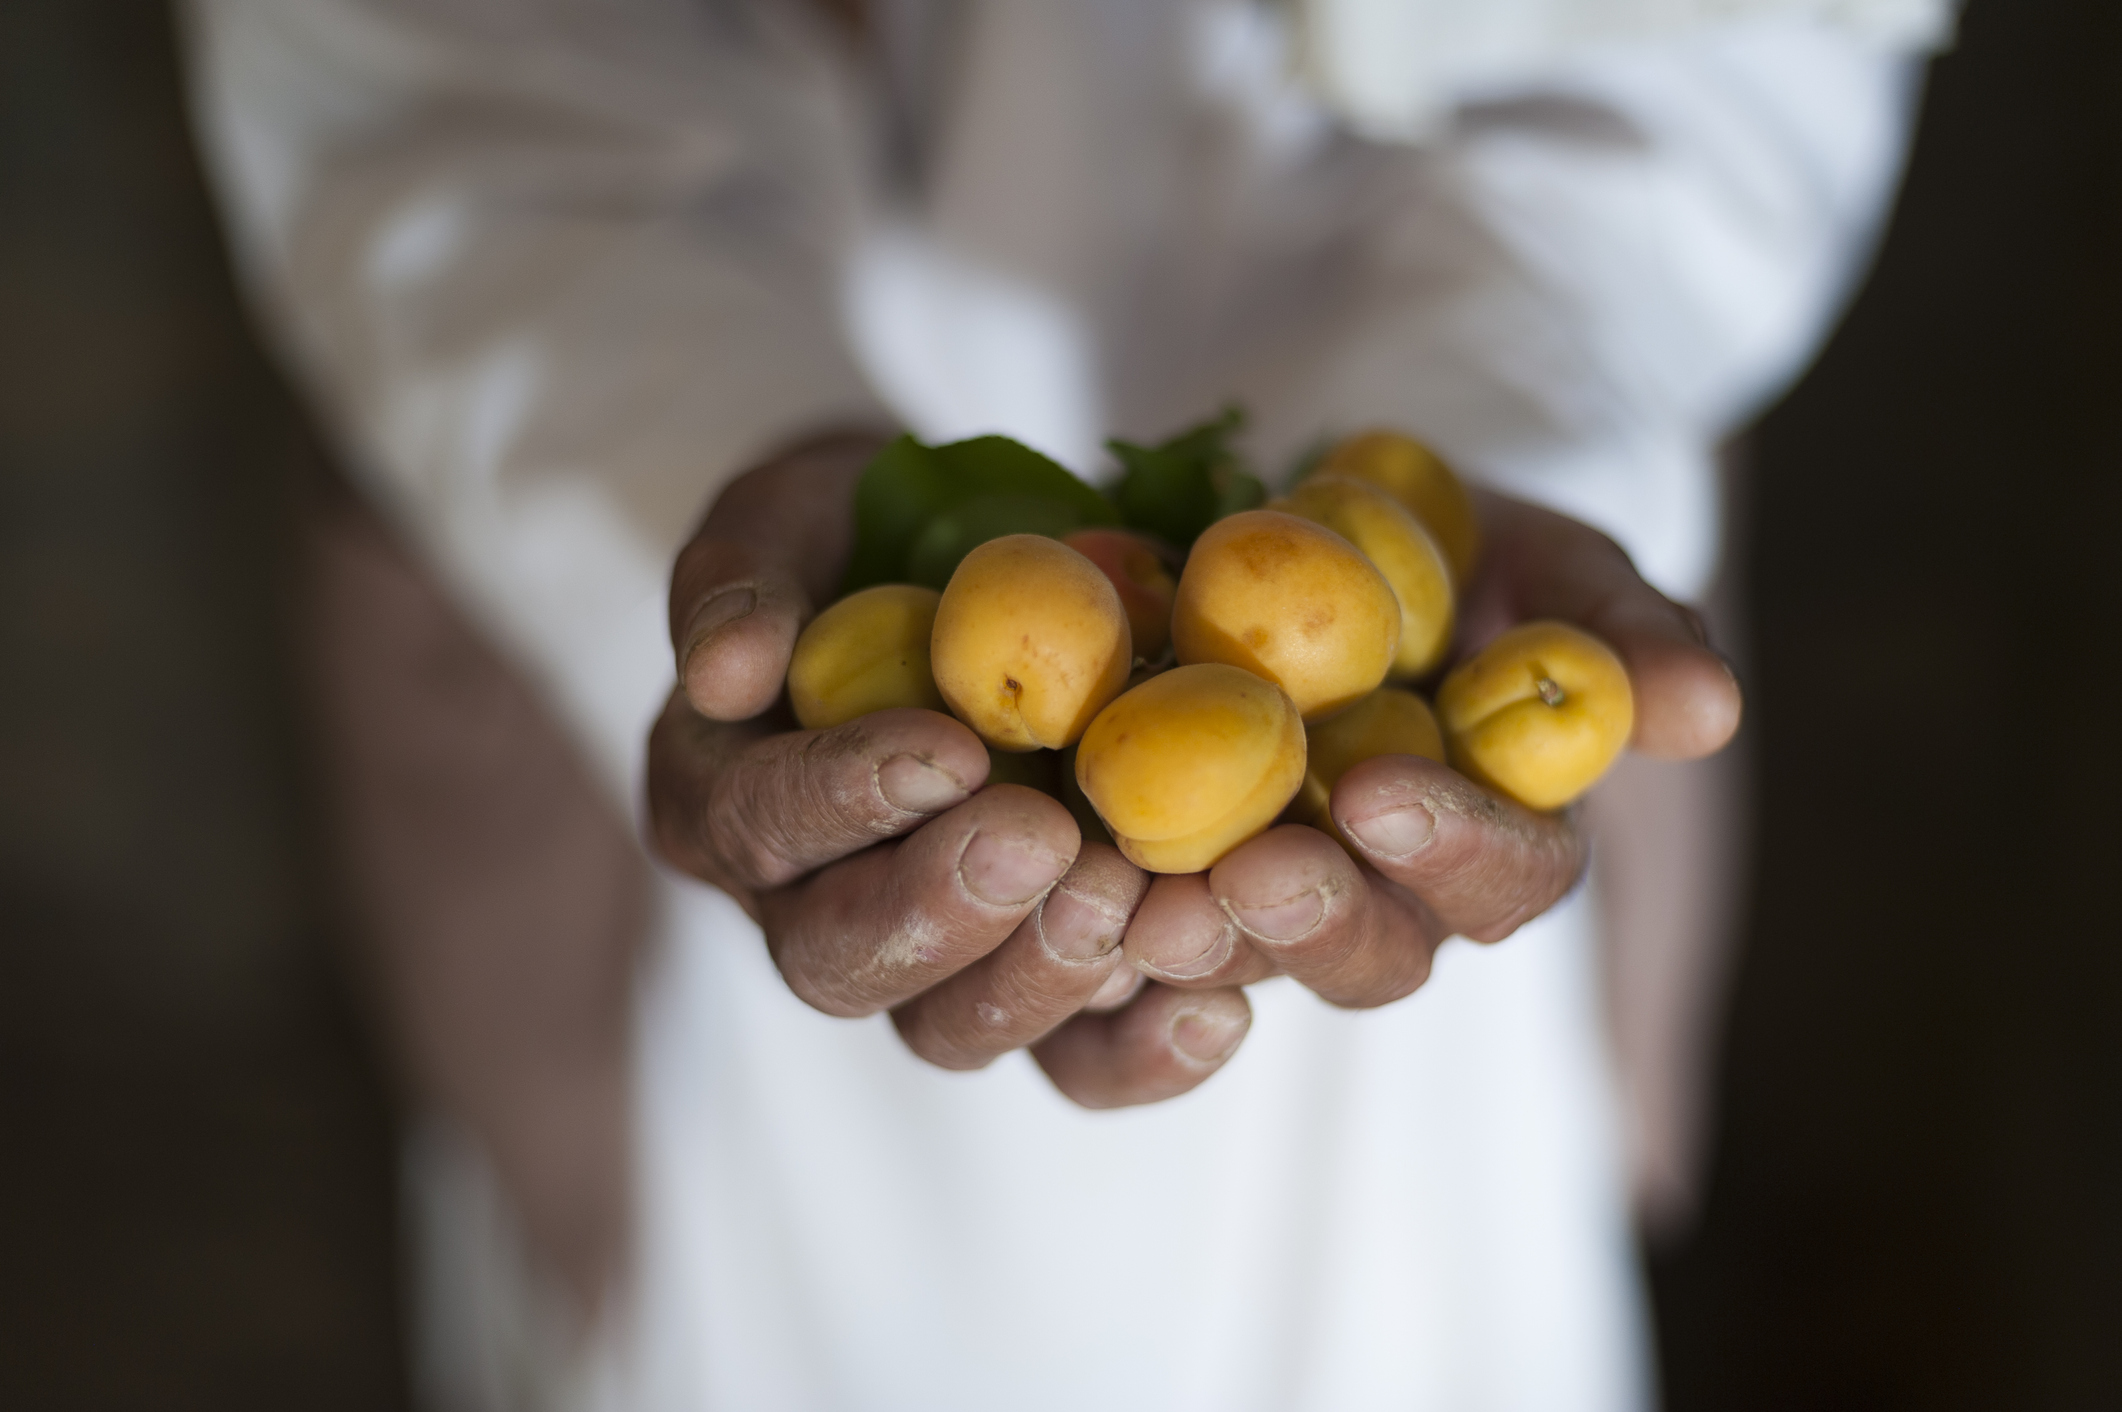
[1251,15,1929,598]
[183,0,888,796]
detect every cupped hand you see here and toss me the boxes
[647,434,1249,1109]
[1120,488,1742,1008]
[651,439,1737,1101]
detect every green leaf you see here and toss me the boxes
[842,434,952,594]
[932,436,1119,527]
[840,432,1117,594]
[1106,404,1259,547]
[1212,464,1267,519]
[1109,441,1220,547]
[904,494,1091,588]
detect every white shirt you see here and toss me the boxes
[183,3,1933,1407]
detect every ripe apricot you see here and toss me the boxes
[1062,527,1177,660]
[1292,687,1445,835]
[1435,620,1633,810]
[787,584,948,730]
[930,534,1132,751]
[1275,475,1455,679]
[1074,663,1307,873]
[1170,509,1399,721]
[1315,430,1482,585]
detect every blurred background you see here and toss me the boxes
[2,1,2116,1407]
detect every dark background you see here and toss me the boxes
[0,3,406,1407]
[2,1,2115,1407]
[1650,1,2122,1406]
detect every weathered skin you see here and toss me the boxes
[1292,686,1446,838]
[931,534,1133,751]
[653,436,1736,1108]
[1075,663,1307,873]
[1436,620,1634,810]
[1170,510,1399,721]
[1314,429,1483,586]
[787,583,948,730]
[1276,475,1455,679]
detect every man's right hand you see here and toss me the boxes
[646,433,1254,1107]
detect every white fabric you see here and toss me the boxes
[623,880,1641,1412]
[182,2,1930,1408]
[1294,0,1952,138]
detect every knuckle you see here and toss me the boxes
[705,769,804,889]
[1323,952,1432,1008]
[706,727,901,889]
[1466,860,1584,943]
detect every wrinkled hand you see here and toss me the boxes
[649,434,1251,1108]
[649,437,1742,1108]
[1117,488,1741,1007]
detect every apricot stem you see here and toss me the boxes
[1535,675,1566,707]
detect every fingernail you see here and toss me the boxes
[1035,882,1128,963]
[1346,802,1436,858]
[959,832,1068,907]
[877,754,968,814]
[1171,1004,1248,1064]
[682,586,756,665]
[1145,922,1235,981]
[1224,885,1327,943]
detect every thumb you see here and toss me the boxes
[671,542,813,721]
[667,430,884,722]
[1470,489,1742,761]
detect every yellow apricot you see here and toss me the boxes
[1170,510,1399,721]
[931,534,1132,751]
[1075,663,1307,873]
[1292,687,1445,833]
[1435,621,1633,811]
[1275,474,1455,678]
[1315,430,1482,585]
[787,584,948,730]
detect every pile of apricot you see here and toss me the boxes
[789,427,1633,874]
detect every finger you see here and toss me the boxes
[647,689,774,911]
[891,843,1150,1070]
[1031,984,1251,1109]
[709,707,988,891]
[1083,965,1146,1014]
[760,784,1079,1018]
[671,542,813,721]
[1471,491,1742,760]
[668,432,881,721]
[648,696,987,904]
[1118,870,1282,990]
[1207,825,1441,1007]
[1329,753,1586,943]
